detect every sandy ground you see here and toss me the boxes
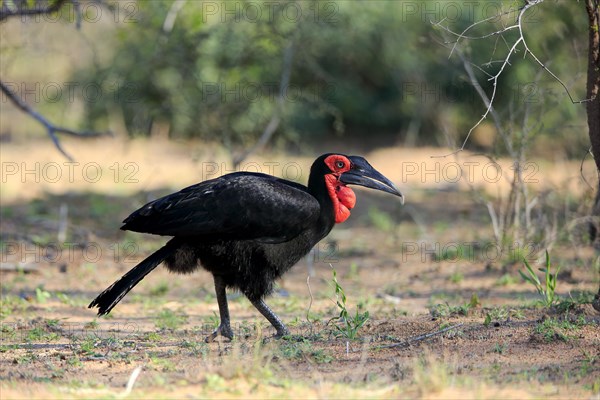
[1,138,599,399]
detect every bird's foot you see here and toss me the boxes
[261,327,290,343]
[205,323,234,343]
[274,327,291,339]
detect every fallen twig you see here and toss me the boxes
[375,323,464,350]
[120,366,143,398]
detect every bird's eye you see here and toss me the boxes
[335,161,345,169]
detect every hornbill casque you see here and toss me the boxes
[89,154,403,341]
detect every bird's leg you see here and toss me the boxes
[249,298,290,338]
[205,275,234,343]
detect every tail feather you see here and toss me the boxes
[89,239,178,315]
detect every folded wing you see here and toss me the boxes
[121,173,320,243]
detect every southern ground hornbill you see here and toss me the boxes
[89,154,403,341]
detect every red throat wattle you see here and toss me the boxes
[325,174,356,223]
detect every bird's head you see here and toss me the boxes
[310,154,404,224]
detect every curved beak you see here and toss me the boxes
[339,156,404,204]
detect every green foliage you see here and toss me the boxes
[72,1,589,153]
[519,251,560,307]
[331,268,369,340]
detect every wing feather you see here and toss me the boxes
[121,173,320,243]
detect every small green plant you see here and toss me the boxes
[145,332,162,342]
[367,207,394,232]
[149,355,176,372]
[149,282,169,297]
[56,292,73,305]
[555,292,594,313]
[519,250,560,307]
[492,343,507,354]
[533,317,581,342]
[484,306,510,327]
[331,268,369,340]
[84,320,99,330]
[430,302,470,318]
[348,262,359,279]
[66,356,83,367]
[26,324,59,342]
[79,336,100,356]
[431,294,478,318]
[180,339,208,357]
[14,351,36,364]
[495,273,518,286]
[205,373,227,391]
[155,309,187,331]
[35,287,51,303]
[278,340,333,364]
[433,244,475,262]
[449,271,464,284]
[580,350,597,377]
[206,311,220,330]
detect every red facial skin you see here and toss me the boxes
[323,155,356,223]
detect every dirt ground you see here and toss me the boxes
[1,138,599,399]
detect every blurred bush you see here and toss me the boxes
[73,0,588,155]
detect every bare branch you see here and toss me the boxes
[375,323,464,350]
[1,80,111,161]
[520,33,593,105]
[163,0,187,34]
[432,8,521,58]
[581,147,596,191]
[432,0,593,158]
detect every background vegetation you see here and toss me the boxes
[1,0,592,157]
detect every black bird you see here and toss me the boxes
[89,154,403,341]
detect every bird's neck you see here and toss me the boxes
[308,173,355,229]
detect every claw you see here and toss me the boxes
[205,323,234,343]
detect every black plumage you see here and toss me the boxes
[89,154,403,341]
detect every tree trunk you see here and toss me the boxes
[586,0,600,206]
[585,0,600,312]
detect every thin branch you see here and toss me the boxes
[432,0,593,158]
[520,29,594,105]
[305,275,315,335]
[162,0,187,34]
[581,147,596,191]
[122,365,143,397]
[375,323,464,350]
[435,8,521,58]
[1,80,111,161]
